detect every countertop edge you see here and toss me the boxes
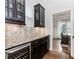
[5,35,50,50]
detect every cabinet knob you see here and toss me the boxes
[72,36,74,39]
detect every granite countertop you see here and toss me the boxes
[5,34,49,50]
[5,34,49,53]
[5,33,49,49]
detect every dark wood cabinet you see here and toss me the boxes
[31,36,49,59]
[34,4,45,27]
[5,0,25,25]
[40,38,48,57]
[31,39,41,59]
[31,45,41,59]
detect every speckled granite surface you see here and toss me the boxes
[5,23,49,49]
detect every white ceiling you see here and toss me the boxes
[34,0,74,13]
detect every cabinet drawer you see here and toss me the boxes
[31,40,41,47]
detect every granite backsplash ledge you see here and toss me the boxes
[5,23,49,49]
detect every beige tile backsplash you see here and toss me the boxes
[5,24,27,48]
[5,23,49,49]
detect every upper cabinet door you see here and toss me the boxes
[34,4,45,27]
[40,6,45,27]
[5,0,25,25]
[35,6,39,21]
[5,0,13,19]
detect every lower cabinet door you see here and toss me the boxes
[31,46,41,59]
[40,42,48,58]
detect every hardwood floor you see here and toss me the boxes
[42,39,71,59]
[42,51,70,59]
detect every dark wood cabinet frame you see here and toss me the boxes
[34,4,45,27]
[5,0,25,25]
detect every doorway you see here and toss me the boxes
[53,10,71,56]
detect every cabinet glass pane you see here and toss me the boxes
[5,0,8,7]
[17,0,21,3]
[17,4,21,11]
[36,12,39,20]
[9,9,13,18]
[20,16,23,20]
[21,13,24,19]
[40,7,44,18]
[17,14,21,19]
[40,20,44,25]
[9,0,12,8]
[40,7,45,26]
[5,7,8,17]
[21,6,24,13]
[21,0,24,5]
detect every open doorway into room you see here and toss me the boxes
[53,10,71,58]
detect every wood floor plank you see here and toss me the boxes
[42,51,70,59]
[42,39,71,59]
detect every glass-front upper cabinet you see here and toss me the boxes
[5,0,13,19]
[5,0,25,25]
[34,4,45,27]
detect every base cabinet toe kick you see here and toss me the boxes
[5,35,50,59]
